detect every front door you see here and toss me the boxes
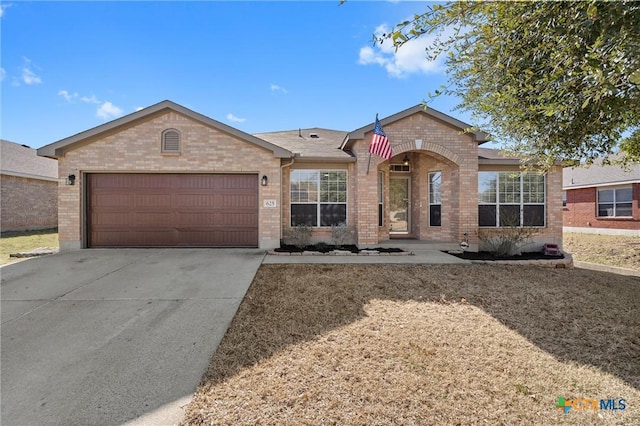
[389,177,410,234]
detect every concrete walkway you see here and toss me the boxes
[1,248,265,426]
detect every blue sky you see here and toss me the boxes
[1,1,476,149]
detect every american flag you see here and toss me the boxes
[369,115,392,160]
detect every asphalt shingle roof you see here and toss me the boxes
[254,128,352,160]
[477,147,519,160]
[563,156,640,189]
[1,139,58,180]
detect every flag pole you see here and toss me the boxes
[366,114,377,175]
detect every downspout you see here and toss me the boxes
[280,156,295,241]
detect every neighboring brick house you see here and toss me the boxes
[563,158,640,236]
[1,139,59,232]
[37,100,563,252]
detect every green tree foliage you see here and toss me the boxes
[377,1,640,167]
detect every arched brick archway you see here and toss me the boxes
[391,140,463,166]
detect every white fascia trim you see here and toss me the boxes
[563,180,640,190]
[0,170,58,182]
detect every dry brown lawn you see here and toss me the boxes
[564,233,640,271]
[0,228,58,265]
[184,264,640,425]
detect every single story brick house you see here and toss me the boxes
[37,100,563,251]
[1,139,58,232]
[563,157,640,237]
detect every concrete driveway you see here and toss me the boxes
[1,248,265,426]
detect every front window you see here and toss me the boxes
[428,172,442,227]
[290,170,347,227]
[478,171,546,227]
[597,186,632,217]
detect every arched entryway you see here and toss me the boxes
[380,146,462,244]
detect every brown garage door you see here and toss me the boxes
[87,173,258,247]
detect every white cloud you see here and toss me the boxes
[22,68,42,84]
[57,91,127,120]
[270,83,288,94]
[226,113,246,123]
[21,57,42,85]
[96,101,123,120]
[358,23,446,78]
[0,67,5,81]
[81,95,100,104]
[58,89,78,102]
[59,90,102,105]
[0,4,11,18]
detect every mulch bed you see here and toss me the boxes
[447,251,565,261]
[274,244,404,254]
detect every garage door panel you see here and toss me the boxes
[88,174,258,247]
[91,193,132,208]
[132,212,174,227]
[175,211,258,227]
[130,174,174,189]
[176,229,258,247]
[216,194,258,208]
[173,194,220,208]
[135,194,173,208]
[90,230,177,246]
[219,212,259,226]
[211,175,258,190]
[91,212,134,227]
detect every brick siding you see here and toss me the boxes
[564,184,640,230]
[352,113,480,247]
[56,111,282,250]
[1,175,58,231]
[54,108,565,251]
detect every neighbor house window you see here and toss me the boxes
[597,186,632,217]
[290,170,347,227]
[428,172,442,227]
[562,191,567,207]
[478,172,545,227]
[161,129,181,153]
[378,171,384,227]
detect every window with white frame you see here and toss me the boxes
[597,186,632,217]
[378,171,384,227]
[290,170,347,227]
[429,172,442,227]
[478,172,545,227]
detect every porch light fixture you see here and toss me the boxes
[402,154,410,166]
[67,174,76,185]
[261,175,268,186]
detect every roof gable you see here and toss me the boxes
[37,100,293,159]
[341,104,490,151]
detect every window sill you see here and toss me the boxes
[596,216,635,220]
[478,226,547,229]
[161,152,181,156]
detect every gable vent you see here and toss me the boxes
[162,129,181,153]
[309,133,319,139]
